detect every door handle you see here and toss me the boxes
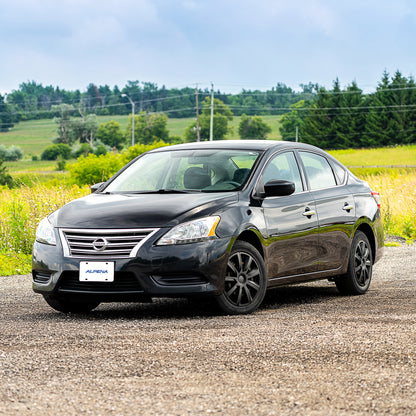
[343,203,354,212]
[302,209,316,218]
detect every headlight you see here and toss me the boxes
[157,216,220,245]
[35,217,56,245]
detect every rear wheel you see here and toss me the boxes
[43,295,100,313]
[335,231,373,295]
[216,241,267,315]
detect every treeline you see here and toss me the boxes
[280,71,416,148]
[1,80,314,125]
[2,71,416,149]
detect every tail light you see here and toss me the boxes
[371,191,381,209]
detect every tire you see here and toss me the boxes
[335,231,373,295]
[43,295,100,313]
[215,241,267,315]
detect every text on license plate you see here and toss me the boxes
[79,261,115,282]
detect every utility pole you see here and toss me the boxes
[122,94,135,146]
[209,82,214,141]
[295,126,299,142]
[195,85,200,142]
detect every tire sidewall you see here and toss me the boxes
[216,241,267,315]
[349,231,373,294]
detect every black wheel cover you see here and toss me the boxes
[354,239,372,288]
[224,251,262,307]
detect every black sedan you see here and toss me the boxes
[32,140,384,314]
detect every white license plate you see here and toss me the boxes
[79,261,115,282]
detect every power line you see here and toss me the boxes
[5,84,416,112]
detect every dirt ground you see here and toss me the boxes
[0,245,415,415]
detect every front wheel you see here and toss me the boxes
[43,295,100,313]
[215,241,267,315]
[335,231,373,295]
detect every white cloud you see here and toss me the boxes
[1,0,416,93]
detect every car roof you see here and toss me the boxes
[149,140,321,153]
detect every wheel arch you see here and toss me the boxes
[355,222,376,264]
[235,229,265,259]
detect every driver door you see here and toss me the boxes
[261,151,320,279]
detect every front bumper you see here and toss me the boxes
[32,236,231,302]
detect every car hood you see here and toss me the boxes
[53,192,238,229]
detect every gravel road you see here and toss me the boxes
[1,246,415,416]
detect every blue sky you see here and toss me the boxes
[1,0,416,94]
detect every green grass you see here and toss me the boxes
[6,159,63,173]
[0,119,57,156]
[329,145,416,167]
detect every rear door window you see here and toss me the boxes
[299,152,337,190]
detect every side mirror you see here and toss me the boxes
[90,182,105,193]
[264,180,295,197]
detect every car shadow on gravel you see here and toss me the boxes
[27,283,341,321]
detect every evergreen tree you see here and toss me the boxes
[335,81,364,148]
[363,70,416,147]
[302,84,337,149]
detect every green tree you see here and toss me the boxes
[52,104,76,145]
[184,97,233,141]
[337,81,365,148]
[238,114,272,139]
[0,94,15,132]
[126,112,169,145]
[302,79,361,149]
[279,100,309,141]
[96,120,125,150]
[71,115,98,146]
[364,71,416,147]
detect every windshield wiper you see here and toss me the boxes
[156,189,199,194]
[119,189,200,194]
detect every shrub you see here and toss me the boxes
[167,135,183,145]
[56,157,66,171]
[71,143,94,159]
[68,153,125,185]
[120,141,167,165]
[41,143,72,160]
[0,158,13,188]
[0,145,24,161]
[68,141,167,185]
[94,144,108,156]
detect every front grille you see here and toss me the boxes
[58,271,143,293]
[59,228,159,259]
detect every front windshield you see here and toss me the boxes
[104,148,260,193]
